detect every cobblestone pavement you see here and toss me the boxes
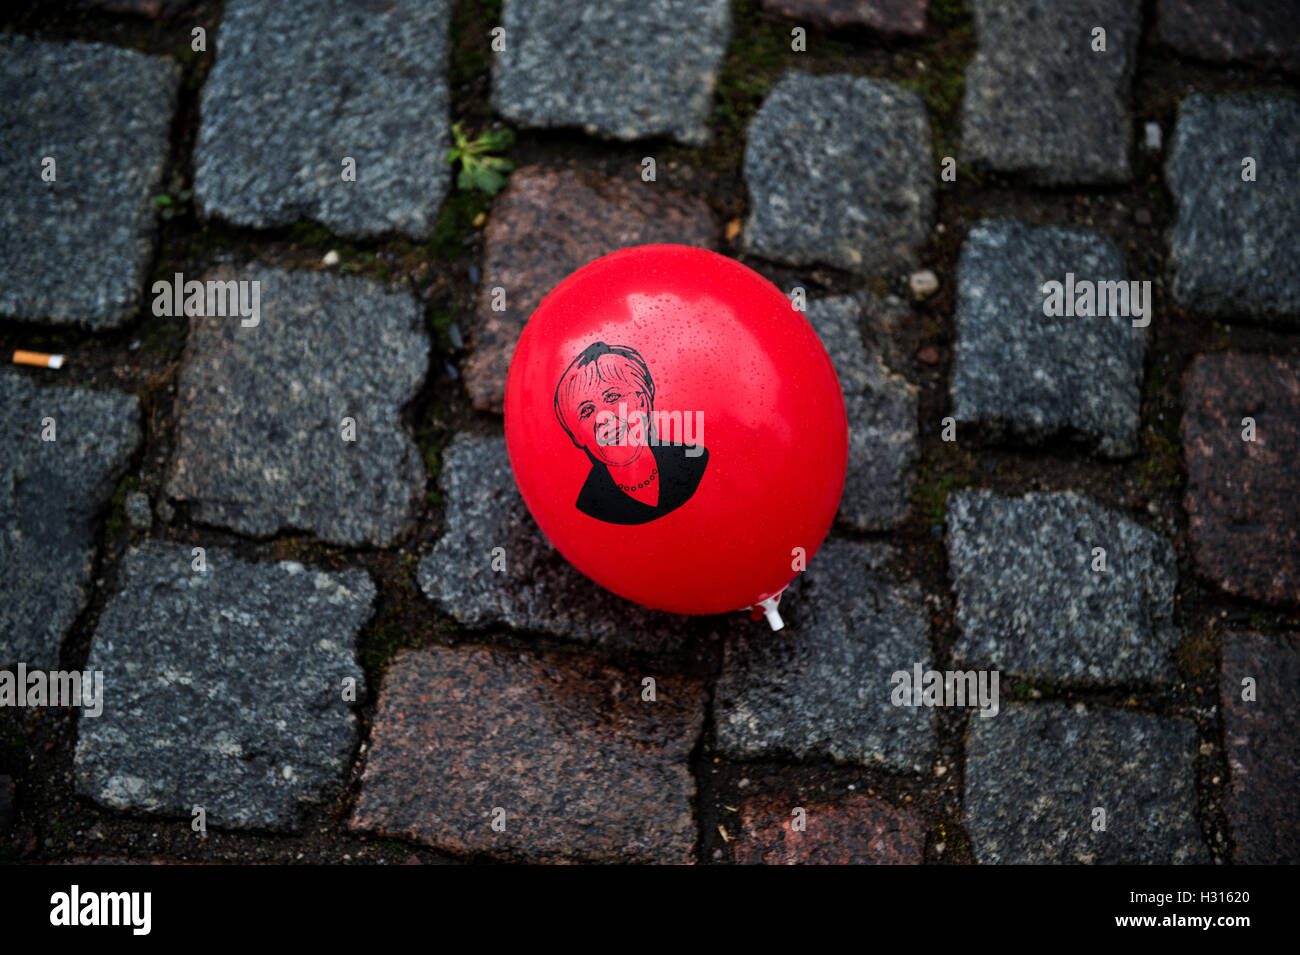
[0,0,1296,865]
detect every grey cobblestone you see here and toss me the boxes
[492,0,730,146]
[965,703,1208,864]
[1,371,140,668]
[715,539,936,771]
[961,0,1140,184]
[165,266,428,547]
[74,543,372,831]
[194,0,452,238]
[743,72,934,275]
[0,36,178,327]
[947,489,1180,685]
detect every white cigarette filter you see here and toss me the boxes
[13,350,65,369]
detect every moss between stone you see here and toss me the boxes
[699,0,789,184]
[419,431,446,509]
[364,614,410,671]
[449,0,502,118]
[911,457,975,527]
[1248,610,1278,633]
[896,0,976,177]
[1139,427,1184,493]
[1010,680,1059,702]
[104,474,142,535]
[288,221,335,248]
[428,189,491,261]
[1138,359,1185,494]
[1176,627,1219,683]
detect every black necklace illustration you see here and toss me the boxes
[615,467,658,493]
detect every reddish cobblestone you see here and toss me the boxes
[759,0,928,35]
[735,793,926,865]
[351,645,706,863]
[463,166,717,412]
[1156,0,1300,74]
[1221,630,1300,864]
[1182,353,1300,606]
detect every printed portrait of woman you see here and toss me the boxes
[553,341,709,525]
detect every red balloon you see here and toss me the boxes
[504,244,847,622]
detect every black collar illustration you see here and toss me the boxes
[575,442,709,525]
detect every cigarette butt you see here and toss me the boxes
[13,350,65,369]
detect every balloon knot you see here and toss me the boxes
[754,595,784,631]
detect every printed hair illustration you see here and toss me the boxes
[554,341,655,447]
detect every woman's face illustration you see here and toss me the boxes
[569,379,650,467]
